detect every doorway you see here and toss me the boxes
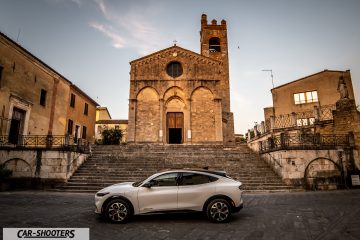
[9,107,26,144]
[167,112,183,144]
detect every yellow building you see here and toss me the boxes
[95,107,128,143]
[0,32,98,144]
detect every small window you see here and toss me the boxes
[97,125,102,134]
[67,119,73,134]
[40,89,47,106]
[180,173,213,186]
[0,65,3,88]
[84,103,88,115]
[166,61,183,78]
[209,37,220,52]
[151,173,178,187]
[82,126,87,139]
[70,93,76,108]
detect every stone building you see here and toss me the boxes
[95,107,128,143]
[0,31,98,144]
[248,70,360,189]
[127,14,235,145]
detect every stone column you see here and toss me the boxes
[314,106,320,122]
[270,116,275,132]
[261,121,265,134]
[214,98,223,142]
[291,112,297,127]
[254,125,258,138]
[159,99,164,143]
[247,129,251,142]
[127,99,137,143]
[186,98,192,144]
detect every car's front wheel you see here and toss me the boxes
[105,199,132,223]
[206,199,231,223]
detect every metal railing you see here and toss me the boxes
[0,135,90,153]
[259,133,350,153]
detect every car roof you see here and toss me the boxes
[160,169,228,178]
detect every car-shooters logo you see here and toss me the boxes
[3,228,89,240]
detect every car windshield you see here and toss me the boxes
[132,177,148,187]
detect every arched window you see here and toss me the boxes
[166,61,183,78]
[209,37,220,52]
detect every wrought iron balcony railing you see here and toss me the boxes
[0,135,89,152]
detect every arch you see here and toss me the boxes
[164,86,186,103]
[3,158,33,178]
[209,37,221,52]
[304,157,343,190]
[190,86,214,100]
[136,86,160,100]
[135,87,160,142]
[191,87,216,142]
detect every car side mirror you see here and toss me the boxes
[142,181,154,188]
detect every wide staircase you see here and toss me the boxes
[57,144,295,193]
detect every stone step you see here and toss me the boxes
[56,144,295,192]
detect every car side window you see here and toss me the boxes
[181,173,217,186]
[151,173,178,187]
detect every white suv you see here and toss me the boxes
[95,169,244,223]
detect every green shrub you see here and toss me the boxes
[102,129,123,145]
[0,164,12,180]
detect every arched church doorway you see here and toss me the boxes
[167,112,183,144]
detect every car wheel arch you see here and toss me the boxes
[101,195,134,215]
[202,195,235,212]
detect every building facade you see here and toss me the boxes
[95,107,128,143]
[0,32,98,144]
[127,14,235,145]
[247,70,360,189]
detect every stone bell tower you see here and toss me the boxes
[200,14,235,144]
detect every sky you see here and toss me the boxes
[1,0,359,134]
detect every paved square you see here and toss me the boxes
[0,190,359,240]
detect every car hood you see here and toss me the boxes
[98,182,136,194]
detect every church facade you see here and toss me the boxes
[127,14,235,145]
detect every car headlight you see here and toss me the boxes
[96,192,110,197]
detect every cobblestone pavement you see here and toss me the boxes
[0,190,360,240]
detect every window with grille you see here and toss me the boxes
[67,119,73,134]
[166,61,183,78]
[40,89,47,106]
[70,93,76,108]
[84,103,88,115]
[209,37,221,52]
[294,91,318,104]
[82,126,87,139]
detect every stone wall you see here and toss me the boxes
[0,149,88,183]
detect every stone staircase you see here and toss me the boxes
[57,144,296,193]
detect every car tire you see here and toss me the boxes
[206,199,231,223]
[105,199,132,223]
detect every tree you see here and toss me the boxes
[101,128,123,145]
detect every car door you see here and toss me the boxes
[137,172,179,213]
[177,172,217,211]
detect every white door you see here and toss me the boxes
[137,172,179,213]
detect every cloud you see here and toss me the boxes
[91,0,168,55]
[89,22,125,48]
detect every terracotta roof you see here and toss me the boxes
[271,69,350,91]
[96,119,128,124]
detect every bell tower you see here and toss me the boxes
[200,14,234,145]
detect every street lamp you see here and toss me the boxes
[262,69,274,88]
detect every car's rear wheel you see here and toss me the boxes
[206,199,231,223]
[105,199,132,223]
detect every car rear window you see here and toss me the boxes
[181,173,218,185]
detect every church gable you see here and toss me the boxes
[130,46,222,81]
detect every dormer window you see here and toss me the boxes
[209,37,220,52]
